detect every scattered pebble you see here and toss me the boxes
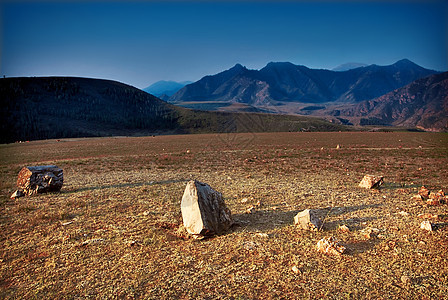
[362,227,380,239]
[246,206,255,214]
[401,275,411,285]
[128,240,138,246]
[255,233,269,238]
[316,236,346,256]
[420,221,433,232]
[81,238,106,246]
[337,224,350,233]
[291,265,301,274]
[243,241,257,250]
[418,213,438,219]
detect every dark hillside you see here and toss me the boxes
[0,77,179,143]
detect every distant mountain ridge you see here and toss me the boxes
[332,62,368,72]
[170,59,438,105]
[0,77,346,143]
[334,71,448,131]
[144,80,192,98]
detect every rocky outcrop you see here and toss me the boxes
[11,165,63,198]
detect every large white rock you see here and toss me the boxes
[294,209,323,231]
[181,180,233,238]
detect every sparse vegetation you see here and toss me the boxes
[0,132,447,299]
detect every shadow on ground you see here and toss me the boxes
[62,178,190,193]
[232,203,382,233]
[344,238,382,255]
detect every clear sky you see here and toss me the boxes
[1,0,447,89]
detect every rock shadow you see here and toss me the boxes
[323,216,378,231]
[231,203,382,233]
[62,178,189,194]
[320,203,382,217]
[344,238,381,255]
[380,182,420,190]
[433,222,448,231]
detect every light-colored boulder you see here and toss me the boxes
[358,175,383,189]
[294,209,322,231]
[420,221,433,231]
[181,180,233,238]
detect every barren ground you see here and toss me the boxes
[0,132,447,299]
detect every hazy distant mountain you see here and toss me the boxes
[144,80,192,98]
[0,77,345,143]
[332,62,368,71]
[170,59,438,105]
[335,72,448,131]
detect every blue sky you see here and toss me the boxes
[1,1,447,89]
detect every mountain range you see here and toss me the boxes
[1,59,446,143]
[332,62,368,72]
[169,59,438,105]
[0,77,345,143]
[332,71,448,131]
[168,59,446,131]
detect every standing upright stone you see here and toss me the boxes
[181,180,233,238]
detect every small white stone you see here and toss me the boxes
[401,275,411,285]
[420,221,433,231]
[255,233,269,238]
[246,206,256,214]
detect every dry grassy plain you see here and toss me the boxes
[0,132,447,299]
